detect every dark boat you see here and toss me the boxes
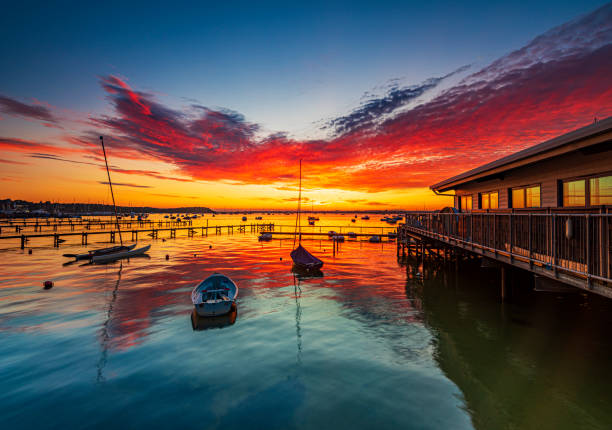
[291,244,323,271]
[290,160,324,272]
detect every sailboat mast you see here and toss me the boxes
[298,159,302,243]
[100,136,123,246]
[292,159,302,249]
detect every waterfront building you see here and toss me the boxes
[431,117,612,212]
[399,117,612,297]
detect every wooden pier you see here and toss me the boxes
[398,213,612,299]
[0,222,397,249]
[1,223,275,249]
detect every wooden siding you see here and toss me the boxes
[454,145,612,210]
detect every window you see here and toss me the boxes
[590,175,612,205]
[480,191,499,209]
[511,185,540,208]
[563,179,586,207]
[526,186,541,208]
[512,188,525,208]
[460,195,472,212]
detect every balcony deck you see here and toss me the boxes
[398,212,612,298]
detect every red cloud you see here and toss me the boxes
[88,29,612,192]
[4,5,612,194]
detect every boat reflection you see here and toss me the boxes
[291,265,324,279]
[190,304,237,331]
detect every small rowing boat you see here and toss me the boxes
[191,274,238,317]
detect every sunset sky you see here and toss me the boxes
[1,1,611,210]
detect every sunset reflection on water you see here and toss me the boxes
[1,214,611,429]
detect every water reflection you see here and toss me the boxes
[400,255,612,430]
[191,305,238,331]
[97,262,123,382]
[2,229,612,429]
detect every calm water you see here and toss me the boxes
[1,214,611,429]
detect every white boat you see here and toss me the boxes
[191,274,238,317]
[91,244,151,263]
[64,243,136,261]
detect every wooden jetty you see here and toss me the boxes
[0,222,397,249]
[1,223,275,249]
[0,218,192,234]
[397,213,611,298]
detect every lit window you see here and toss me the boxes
[590,175,612,205]
[563,179,586,207]
[512,188,525,208]
[480,191,499,209]
[481,193,490,209]
[526,186,540,208]
[490,192,499,209]
[512,185,540,208]
[460,195,472,212]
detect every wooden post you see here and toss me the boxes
[501,265,506,301]
[586,214,591,289]
[552,214,557,277]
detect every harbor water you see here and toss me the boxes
[1,214,611,429]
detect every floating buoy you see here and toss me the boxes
[165,254,169,260]
[28,249,32,254]
[43,280,53,290]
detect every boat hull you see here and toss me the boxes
[194,301,234,317]
[91,244,151,263]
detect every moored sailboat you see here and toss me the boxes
[290,160,323,272]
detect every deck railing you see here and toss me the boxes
[400,213,611,289]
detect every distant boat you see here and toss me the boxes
[242,216,247,221]
[308,220,315,226]
[290,160,323,272]
[361,215,370,220]
[347,232,357,238]
[333,235,345,242]
[351,218,356,222]
[255,216,262,220]
[258,232,273,241]
[191,274,238,317]
[369,235,382,243]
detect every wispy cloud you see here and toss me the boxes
[98,181,152,188]
[324,65,470,135]
[0,95,56,123]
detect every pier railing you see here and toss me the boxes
[399,213,611,292]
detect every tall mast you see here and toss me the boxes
[100,136,123,246]
[293,159,302,249]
